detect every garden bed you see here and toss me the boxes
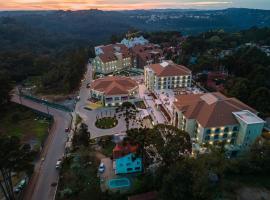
[95,117,118,129]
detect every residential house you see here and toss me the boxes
[115,153,142,174]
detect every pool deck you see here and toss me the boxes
[100,157,136,193]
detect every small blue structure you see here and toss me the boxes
[115,153,142,174]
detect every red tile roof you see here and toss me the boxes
[132,44,163,62]
[149,61,191,77]
[98,44,130,63]
[91,76,138,96]
[174,92,257,128]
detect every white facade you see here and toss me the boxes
[121,36,149,48]
[173,107,265,150]
[90,87,139,107]
[144,66,192,91]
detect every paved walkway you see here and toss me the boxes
[138,84,166,125]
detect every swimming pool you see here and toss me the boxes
[107,178,130,189]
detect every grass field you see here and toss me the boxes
[0,103,51,148]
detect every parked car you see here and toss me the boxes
[65,128,70,133]
[76,96,80,101]
[14,178,27,193]
[98,163,105,173]
[56,159,62,169]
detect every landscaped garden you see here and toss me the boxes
[95,117,118,129]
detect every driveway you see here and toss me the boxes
[75,64,139,139]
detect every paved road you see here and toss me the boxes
[11,94,71,200]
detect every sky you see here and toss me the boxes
[0,0,270,11]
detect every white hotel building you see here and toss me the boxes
[144,60,192,91]
[173,92,265,153]
[92,44,131,74]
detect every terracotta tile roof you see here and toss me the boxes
[149,61,191,77]
[174,92,257,128]
[98,44,130,63]
[132,44,163,62]
[90,76,138,96]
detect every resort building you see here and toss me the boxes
[131,44,164,69]
[115,153,142,175]
[144,60,192,91]
[92,44,131,74]
[121,36,149,48]
[173,92,265,151]
[90,76,139,107]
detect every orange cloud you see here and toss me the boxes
[0,0,232,11]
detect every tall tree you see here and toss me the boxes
[116,102,138,131]
[0,71,12,107]
[0,136,34,200]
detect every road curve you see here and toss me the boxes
[11,94,71,200]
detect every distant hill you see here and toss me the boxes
[0,8,270,44]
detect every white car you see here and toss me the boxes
[98,163,105,173]
[56,159,62,169]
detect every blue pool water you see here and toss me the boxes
[108,178,130,189]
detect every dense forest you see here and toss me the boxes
[0,9,270,116]
[0,16,92,99]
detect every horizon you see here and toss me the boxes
[1,7,270,12]
[0,0,270,11]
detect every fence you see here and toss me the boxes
[21,94,72,112]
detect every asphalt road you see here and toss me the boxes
[11,94,71,200]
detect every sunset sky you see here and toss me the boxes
[0,0,269,11]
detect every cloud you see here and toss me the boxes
[0,0,233,11]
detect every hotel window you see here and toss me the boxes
[223,134,228,139]
[230,139,235,145]
[233,126,239,132]
[224,127,229,132]
[215,128,220,134]
[206,129,211,135]
[214,135,219,140]
[232,132,238,138]
[205,135,210,141]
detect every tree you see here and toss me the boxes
[0,135,34,200]
[226,78,250,102]
[160,148,226,200]
[72,123,90,147]
[127,125,191,166]
[0,71,12,107]
[248,87,270,116]
[116,102,138,131]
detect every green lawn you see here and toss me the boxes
[95,117,118,129]
[0,103,51,147]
